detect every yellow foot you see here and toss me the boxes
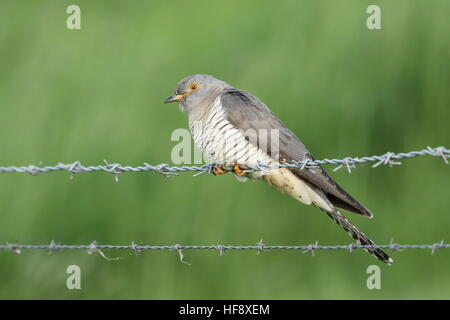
[233,165,246,177]
[212,165,228,175]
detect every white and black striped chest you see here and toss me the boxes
[188,98,276,172]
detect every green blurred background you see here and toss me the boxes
[0,0,449,299]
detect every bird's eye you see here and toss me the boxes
[189,82,199,91]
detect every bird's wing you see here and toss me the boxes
[220,89,373,217]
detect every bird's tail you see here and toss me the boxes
[322,209,393,264]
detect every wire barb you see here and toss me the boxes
[388,239,403,252]
[333,158,356,173]
[215,244,226,256]
[429,146,449,164]
[372,152,402,168]
[173,244,191,265]
[256,239,269,255]
[347,243,354,253]
[431,240,445,255]
[130,241,142,254]
[48,240,60,255]
[6,242,22,255]
[87,241,120,261]
[302,241,319,256]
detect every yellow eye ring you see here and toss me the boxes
[189,81,199,91]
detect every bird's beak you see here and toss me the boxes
[164,92,188,104]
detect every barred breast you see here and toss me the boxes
[188,97,333,209]
[189,98,276,179]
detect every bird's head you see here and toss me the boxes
[164,74,230,113]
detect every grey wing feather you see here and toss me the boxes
[220,89,373,218]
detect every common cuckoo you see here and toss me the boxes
[165,74,392,264]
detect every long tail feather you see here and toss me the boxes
[322,209,393,264]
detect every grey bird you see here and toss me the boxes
[165,74,392,264]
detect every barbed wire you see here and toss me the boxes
[0,146,448,180]
[1,240,449,263]
[0,147,448,262]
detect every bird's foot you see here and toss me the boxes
[233,165,246,177]
[211,164,228,175]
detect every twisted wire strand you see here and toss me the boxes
[0,146,448,178]
[1,241,449,257]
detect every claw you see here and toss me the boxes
[212,165,228,175]
[233,165,246,177]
